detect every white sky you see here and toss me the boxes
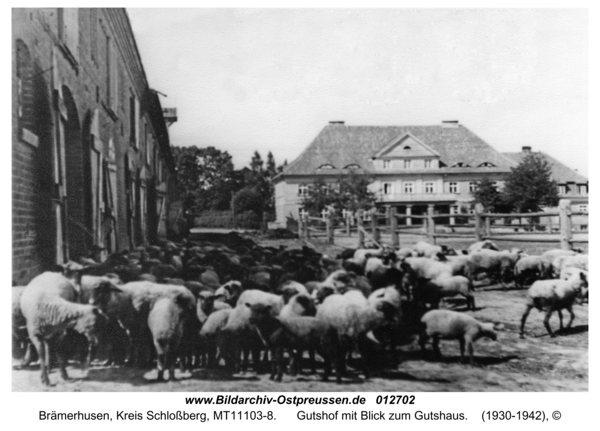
[127,8,588,176]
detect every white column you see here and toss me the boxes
[406,205,413,226]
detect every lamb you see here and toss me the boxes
[520,272,588,338]
[414,275,475,310]
[419,309,498,364]
[19,271,108,386]
[247,302,342,383]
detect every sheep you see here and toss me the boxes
[19,271,108,386]
[551,254,588,278]
[513,255,543,289]
[413,275,475,310]
[199,308,233,368]
[433,254,471,278]
[214,280,243,307]
[316,290,396,379]
[353,247,385,267]
[220,290,284,372]
[12,286,32,364]
[539,249,578,278]
[403,257,452,280]
[414,241,443,258]
[395,247,413,259]
[147,295,194,381]
[280,293,316,319]
[520,271,588,338]
[419,309,498,364]
[467,240,499,253]
[467,249,522,285]
[247,302,342,383]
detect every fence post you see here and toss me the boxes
[485,216,492,237]
[304,215,310,241]
[326,211,334,244]
[346,212,351,236]
[390,206,399,249]
[371,209,380,244]
[474,203,484,242]
[427,204,435,244]
[357,209,365,248]
[298,215,304,239]
[559,199,573,250]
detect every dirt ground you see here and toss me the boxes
[12,235,588,392]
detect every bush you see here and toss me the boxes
[194,210,262,230]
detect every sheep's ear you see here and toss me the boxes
[245,302,251,308]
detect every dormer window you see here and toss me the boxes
[318,164,335,170]
[403,146,411,150]
[452,162,470,168]
[383,160,391,169]
[404,160,412,168]
[344,164,361,169]
[478,162,495,167]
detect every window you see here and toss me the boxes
[452,162,470,168]
[105,32,119,113]
[579,185,588,194]
[424,159,432,168]
[383,183,393,195]
[403,182,414,194]
[558,185,567,195]
[469,182,478,192]
[478,162,495,167]
[58,8,79,62]
[579,205,588,213]
[425,182,435,194]
[449,182,459,193]
[89,9,98,66]
[404,160,412,169]
[298,184,309,196]
[15,40,37,147]
[383,160,391,169]
[129,93,139,147]
[318,164,335,169]
[403,146,411,150]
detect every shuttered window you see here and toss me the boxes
[16,40,37,146]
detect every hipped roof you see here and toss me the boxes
[283,124,517,175]
[503,151,588,184]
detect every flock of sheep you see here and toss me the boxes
[12,235,588,387]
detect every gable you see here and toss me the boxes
[375,134,440,159]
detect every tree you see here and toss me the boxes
[471,178,510,212]
[301,170,376,216]
[503,154,559,212]
[171,145,238,214]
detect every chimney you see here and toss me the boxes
[329,121,345,125]
[522,146,532,153]
[441,120,459,128]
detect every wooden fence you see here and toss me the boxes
[298,199,587,250]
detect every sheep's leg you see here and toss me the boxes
[419,332,429,353]
[519,304,534,338]
[557,309,564,331]
[275,347,285,382]
[459,338,465,363]
[291,349,302,377]
[21,342,35,368]
[33,336,50,386]
[432,336,442,359]
[566,306,576,329]
[156,352,165,382]
[468,295,475,310]
[468,341,475,365]
[543,309,555,338]
[309,347,316,374]
[269,348,277,380]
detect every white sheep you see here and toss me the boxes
[316,290,396,379]
[353,247,385,267]
[199,308,233,368]
[414,275,475,310]
[413,241,443,258]
[520,271,588,338]
[419,309,498,364]
[404,257,452,280]
[513,255,543,288]
[552,254,588,278]
[467,240,499,253]
[19,271,107,386]
[539,249,578,278]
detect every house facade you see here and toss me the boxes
[12,8,179,284]
[274,121,588,226]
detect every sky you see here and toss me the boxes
[127,8,588,176]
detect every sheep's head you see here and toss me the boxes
[247,303,274,326]
[74,307,109,345]
[480,322,498,341]
[89,279,122,309]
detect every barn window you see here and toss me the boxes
[15,40,38,147]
